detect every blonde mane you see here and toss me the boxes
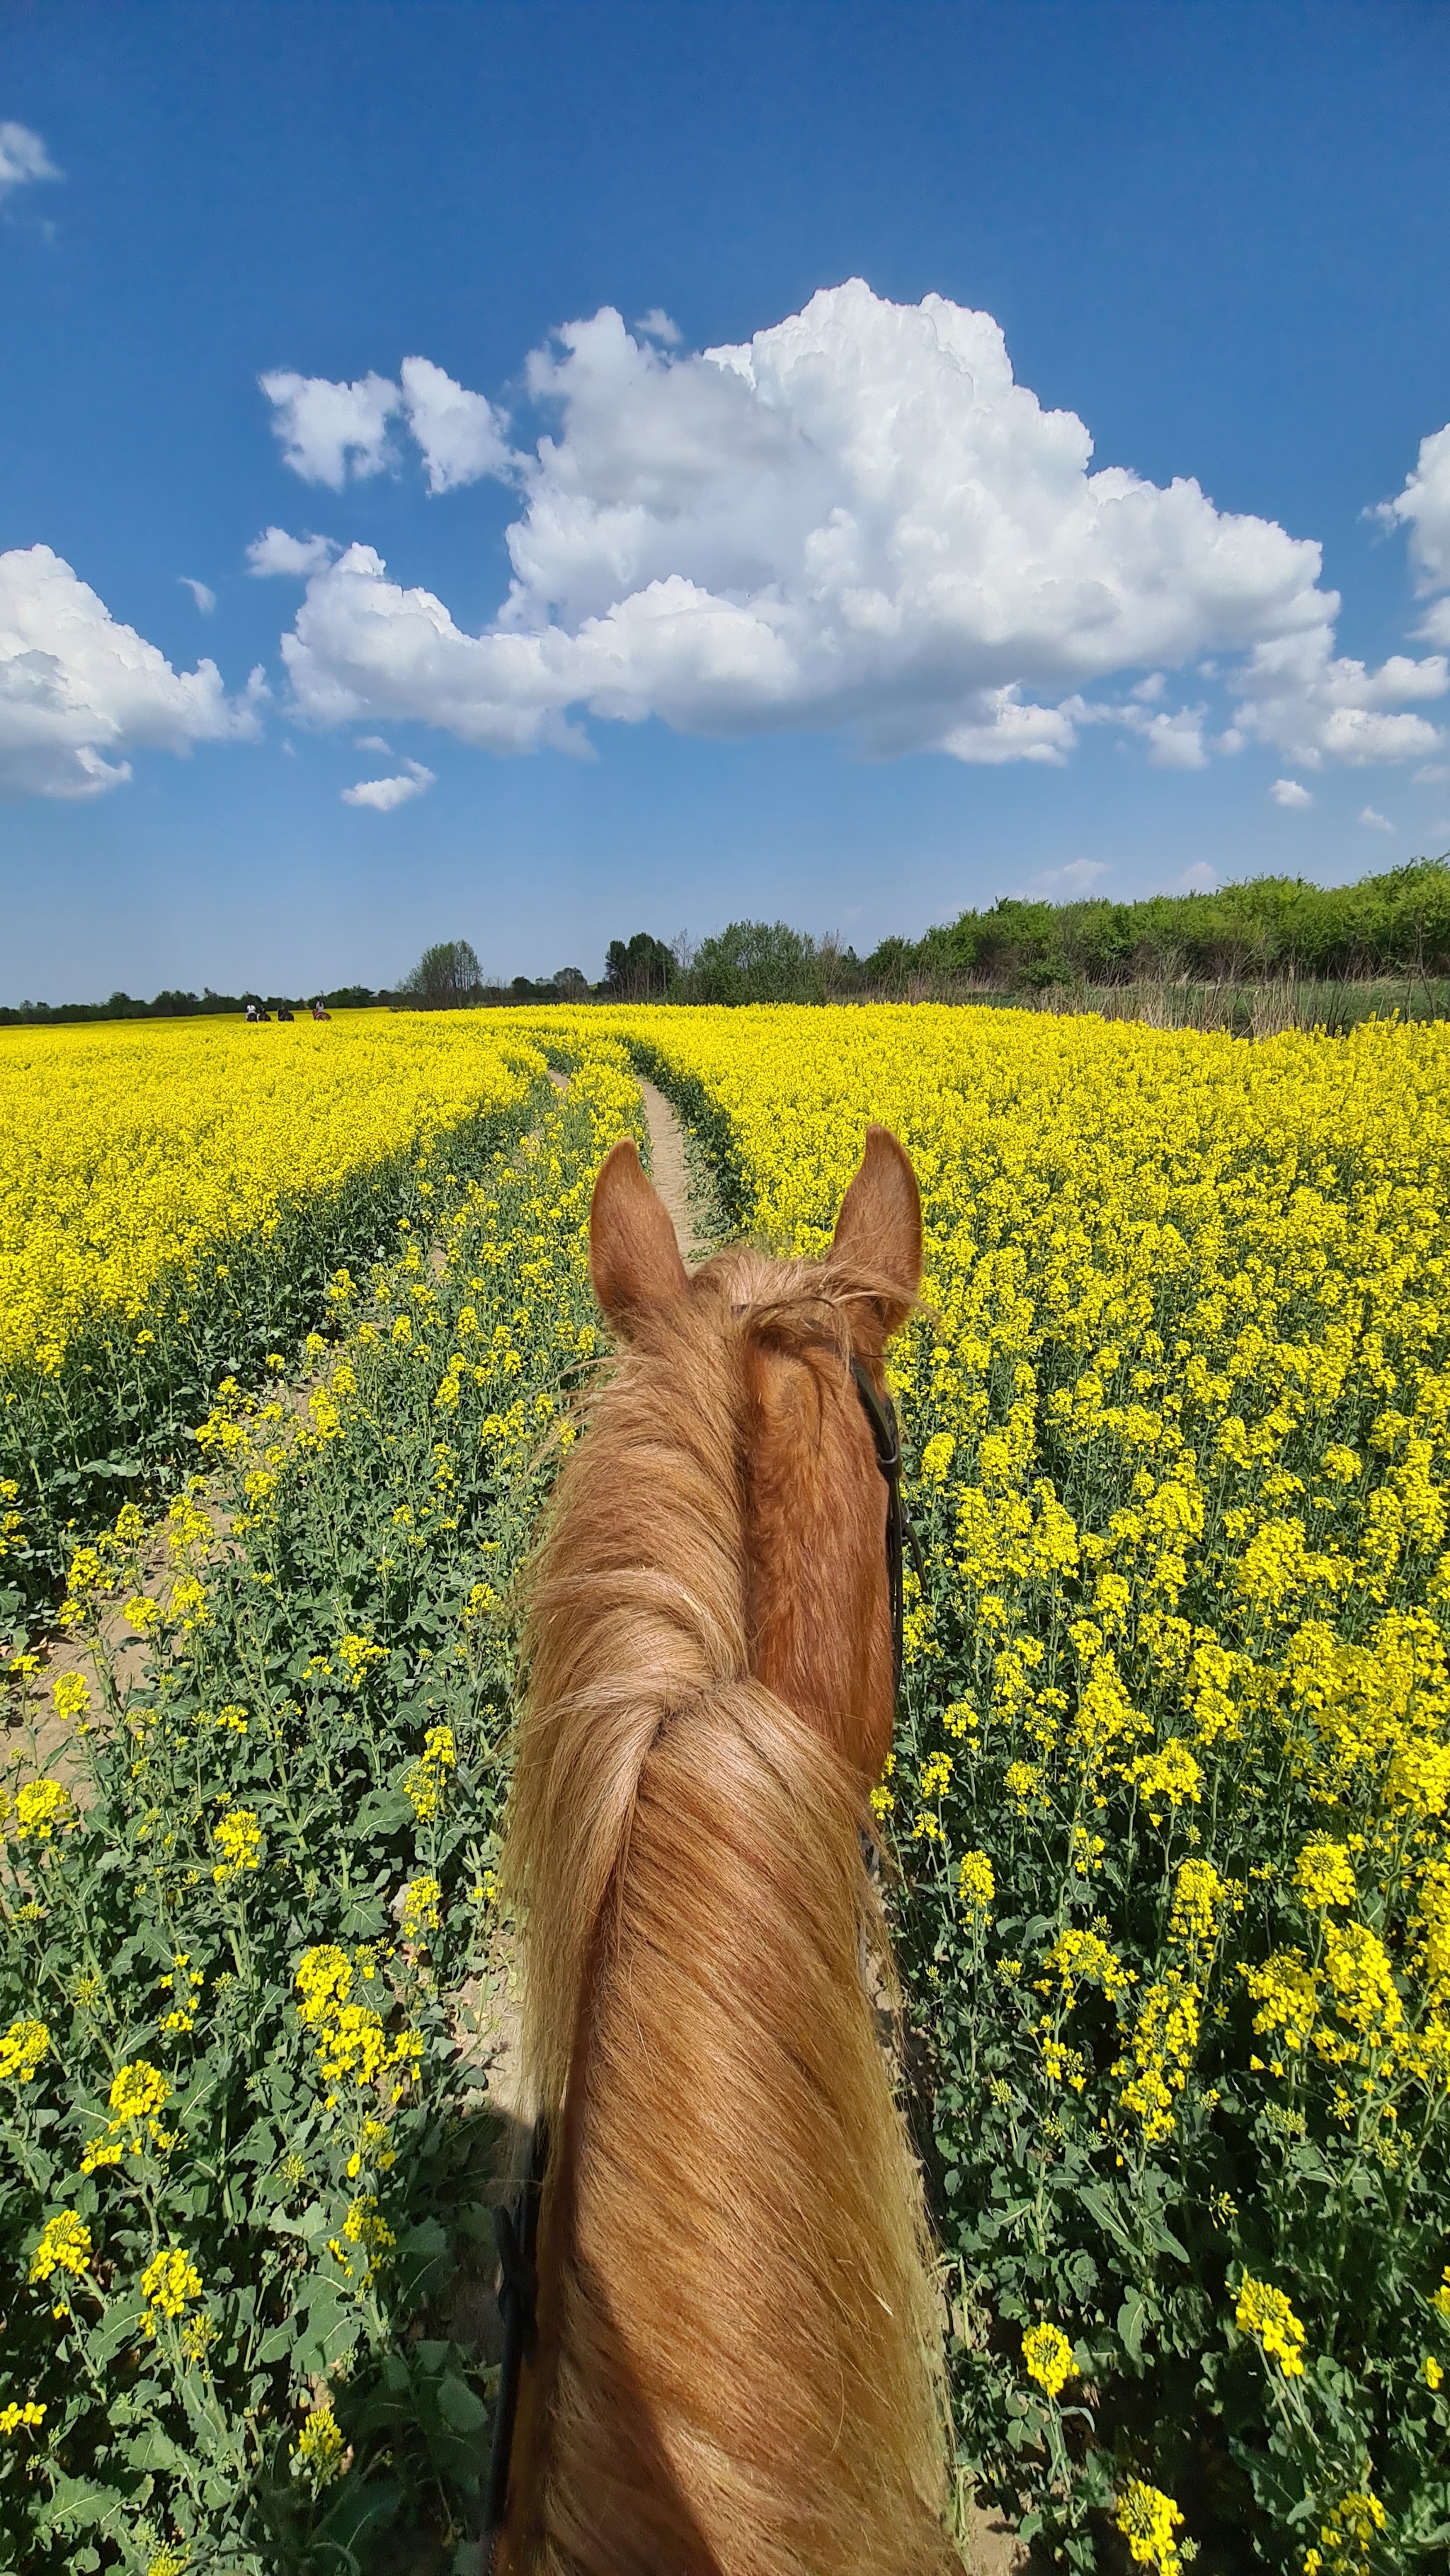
[498,1207,954,2575]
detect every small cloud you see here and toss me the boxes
[341,762,435,812]
[180,577,215,614]
[246,525,336,579]
[1030,859,1109,896]
[1178,862,1218,892]
[634,308,682,344]
[1359,805,1395,833]
[1270,777,1313,809]
[1414,763,1450,785]
[355,733,392,753]
[399,355,513,494]
[1129,671,1166,703]
[259,369,400,489]
[0,121,60,198]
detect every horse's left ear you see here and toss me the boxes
[827,1124,922,1338]
[590,1137,690,1338]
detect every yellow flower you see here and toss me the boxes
[336,1631,386,1684]
[1294,1836,1357,1911]
[1308,2486,1386,2575]
[14,1779,73,1842]
[294,1944,421,2107]
[1041,1926,1134,2002]
[1005,1760,1041,1813]
[958,1849,995,1913]
[326,2190,396,2282]
[1115,2480,1186,2575]
[82,2058,176,2171]
[1244,1951,1318,2058]
[294,2401,346,2485]
[1422,2355,1443,2391]
[29,2209,91,2310]
[139,2245,203,2334]
[296,1943,353,2024]
[1235,2274,1307,2378]
[212,1806,263,1883]
[1116,1976,1201,2143]
[1022,2320,1075,2398]
[403,1723,457,1821]
[1129,1739,1203,1818]
[50,1670,90,1722]
[400,1873,442,1946]
[1168,1858,1225,1947]
[0,2401,46,2436]
[920,1432,956,1484]
[0,2017,49,2084]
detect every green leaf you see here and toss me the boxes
[1117,2290,1148,2364]
[126,2427,188,2475]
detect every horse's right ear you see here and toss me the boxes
[590,1138,690,1338]
[826,1124,922,1339]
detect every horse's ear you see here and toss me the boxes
[827,1124,922,1338]
[590,1137,690,1337]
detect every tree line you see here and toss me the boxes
[6,860,1448,1027]
[601,859,1450,1003]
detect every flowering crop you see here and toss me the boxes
[581,1001,1450,2573]
[0,1039,644,2574]
[9,991,1450,2569]
[0,1012,549,1594]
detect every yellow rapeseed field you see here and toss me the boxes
[6,998,1450,2568]
[572,1001,1450,2566]
[0,1013,547,1592]
[0,1014,545,1376]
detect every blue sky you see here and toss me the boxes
[3,0,1449,1001]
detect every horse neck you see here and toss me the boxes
[503,1275,949,2576]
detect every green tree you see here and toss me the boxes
[399,939,483,1010]
[686,921,824,1005]
[604,933,675,999]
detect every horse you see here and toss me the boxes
[493,1123,955,2576]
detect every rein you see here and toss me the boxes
[848,1354,923,1697]
[481,1352,919,2564]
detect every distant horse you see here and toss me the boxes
[494,1126,954,2576]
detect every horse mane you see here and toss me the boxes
[500,1243,954,2576]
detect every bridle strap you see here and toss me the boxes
[482,2119,548,2560]
[850,1355,921,1702]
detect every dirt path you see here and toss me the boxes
[637,1076,710,1268]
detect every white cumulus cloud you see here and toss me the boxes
[180,577,215,614]
[634,309,682,345]
[1375,423,1450,596]
[260,370,400,489]
[0,545,262,799]
[1227,624,1445,768]
[1359,806,1394,833]
[1270,777,1313,808]
[341,756,434,811]
[399,356,512,494]
[0,121,59,197]
[247,526,338,579]
[272,284,1450,773]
